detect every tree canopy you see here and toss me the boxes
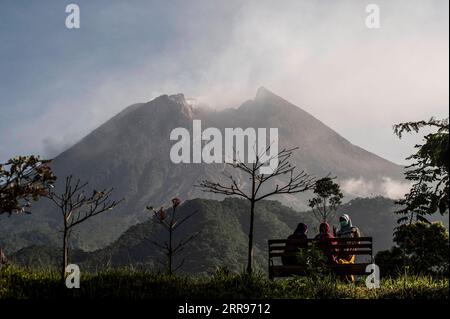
[393,117,449,224]
[308,177,343,223]
[0,156,56,215]
[376,221,449,277]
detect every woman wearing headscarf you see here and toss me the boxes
[335,214,361,281]
[336,214,360,240]
[314,222,337,265]
[282,222,309,265]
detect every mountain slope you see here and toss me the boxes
[0,88,405,253]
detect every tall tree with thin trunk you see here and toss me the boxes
[308,177,343,224]
[197,146,316,274]
[47,175,122,281]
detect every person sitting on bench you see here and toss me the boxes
[282,222,308,265]
[315,222,337,265]
[335,214,361,282]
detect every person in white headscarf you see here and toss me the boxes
[335,214,361,282]
[336,214,360,239]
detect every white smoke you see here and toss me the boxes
[0,0,448,163]
[341,176,411,199]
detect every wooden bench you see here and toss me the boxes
[268,237,373,279]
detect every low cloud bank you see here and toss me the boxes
[341,177,411,199]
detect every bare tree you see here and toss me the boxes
[146,198,200,275]
[47,175,123,281]
[197,146,316,274]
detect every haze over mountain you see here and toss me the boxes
[0,88,406,252]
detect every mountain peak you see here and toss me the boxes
[168,93,187,105]
[255,86,275,101]
[254,87,292,107]
[150,93,193,118]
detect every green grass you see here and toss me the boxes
[0,265,448,299]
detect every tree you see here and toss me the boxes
[146,198,199,275]
[308,177,343,223]
[197,146,316,274]
[0,155,56,215]
[377,117,449,278]
[47,175,122,281]
[375,222,449,277]
[393,117,449,224]
[375,246,407,278]
[394,222,449,275]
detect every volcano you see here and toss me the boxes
[0,87,404,252]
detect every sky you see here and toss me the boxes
[0,0,448,165]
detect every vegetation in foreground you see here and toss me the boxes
[0,266,447,300]
[0,117,448,300]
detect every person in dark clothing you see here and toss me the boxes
[314,222,337,265]
[282,223,308,265]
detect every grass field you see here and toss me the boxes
[0,265,448,299]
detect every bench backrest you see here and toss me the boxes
[268,237,373,261]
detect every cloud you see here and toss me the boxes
[380,177,412,199]
[0,0,448,163]
[341,176,411,199]
[42,136,77,158]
